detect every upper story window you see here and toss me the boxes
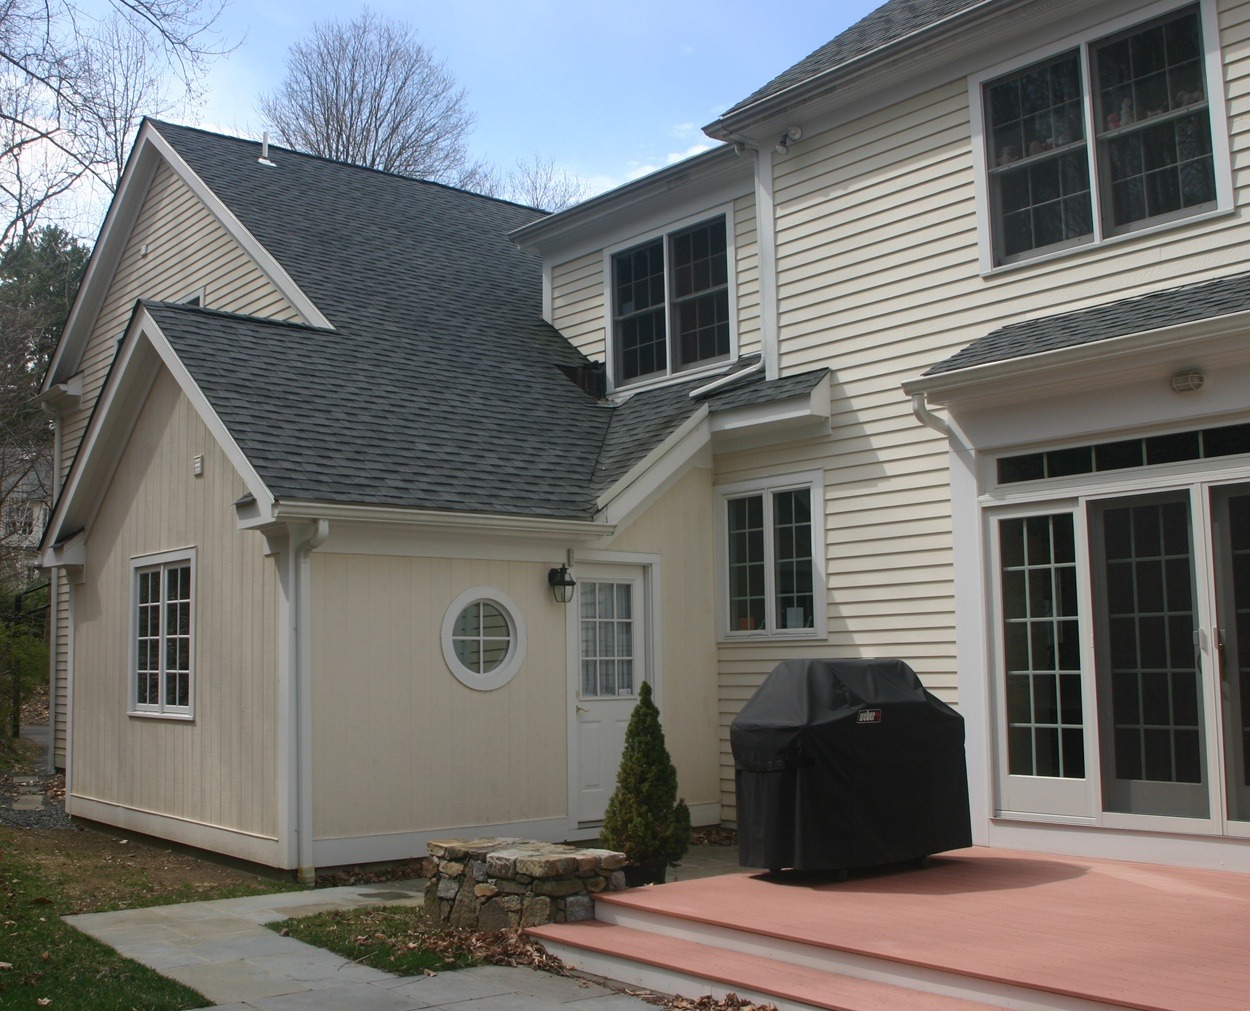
[981,5,1222,267]
[611,216,731,386]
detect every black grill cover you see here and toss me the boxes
[731,658,971,871]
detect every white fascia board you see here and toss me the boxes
[708,381,831,436]
[705,0,1026,143]
[41,305,276,551]
[509,147,748,258]
[904,308,1250,407]
[40,530,85,569]
[44,123,329,390]
[595,405,711,527]
[269,499,613,542]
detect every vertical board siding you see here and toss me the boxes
[51,161,301,763]
[717,0,1250,822]
[310,554,568,838]
[71,370,278,841]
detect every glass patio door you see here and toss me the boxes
[1212,488,1250,824]
[1091,494,1210,819]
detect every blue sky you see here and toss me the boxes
[194,1,882,194]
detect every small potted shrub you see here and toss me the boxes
[600,681,691,885]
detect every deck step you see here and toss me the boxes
[529,920,1000,1011]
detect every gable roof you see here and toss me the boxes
[924,271,1250,378]
[724,0,985,120]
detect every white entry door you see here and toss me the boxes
[574,566,647,826]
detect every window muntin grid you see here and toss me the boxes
[999,514,1085,778]
[727,487,815,635]
[580,581,635,698]
[133,558,193,715]
[452,601,513,675]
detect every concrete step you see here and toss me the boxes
[530,920,1003,1011]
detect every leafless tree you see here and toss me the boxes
[260,8,488,187]
[0,0,226,244]
[492,154,589,212]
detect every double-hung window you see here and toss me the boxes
[981,4,1221,265]
[719,473,825,638]
[611,215,731,385]
[131,550,195,717]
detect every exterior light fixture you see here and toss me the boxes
[773,125,803,155]
[548,564,576,604]
[1170,369,1205,393]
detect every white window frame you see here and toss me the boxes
[440,586,528,691]
[715,470,826,642]
[969,0,1233,273]
[129,547,196,719]
[602,203,738,392]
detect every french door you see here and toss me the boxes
[1088,483,1250,826]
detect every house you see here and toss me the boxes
[516,0,1250,871]
[42,0,1250,879]
[37,121,828,878]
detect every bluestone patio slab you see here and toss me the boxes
[431,993,580,1011]
[463,964,613,1001]
[161,959,309,1002]
[246,982,429,1010]
[248,948,396,985]
[386,971,514,1004]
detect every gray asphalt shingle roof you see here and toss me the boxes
[137,125,826,520]
[721,0,987,120]
[925,271,1250,376]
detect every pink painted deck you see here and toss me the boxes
[535,846,1250,1010]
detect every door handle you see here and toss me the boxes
[576,705,588,714]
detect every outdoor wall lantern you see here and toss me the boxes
[548,564,576,604]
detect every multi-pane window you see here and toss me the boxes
[999,515,1084,778]
[580,581,635,698]
[983,6,1216,264]
[452,600,513,675]
[612,217,730,384]
[725,484,817,635]
[133,555,193,715]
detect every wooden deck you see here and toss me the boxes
[530,847,1250,1010]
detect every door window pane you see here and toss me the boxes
[999,514,1085,778]
[580,581,636,697]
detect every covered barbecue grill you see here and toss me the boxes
[731,658,971,872]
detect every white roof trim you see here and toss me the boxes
[41,304,276,552]
[595,405,711,527]
[904,307,1250,403]
[44,121,330,390]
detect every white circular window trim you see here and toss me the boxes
[440,586,528,691]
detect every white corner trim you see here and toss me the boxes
[754,147,780,382]
[595,406,711,526]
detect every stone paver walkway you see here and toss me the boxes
[67,880,658,1010]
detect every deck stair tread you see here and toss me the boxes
[529,920,1000,1011]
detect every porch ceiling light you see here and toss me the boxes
[1170,369,1205,393]
[548,564,576,604]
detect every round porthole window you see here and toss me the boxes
[441,587,527,691]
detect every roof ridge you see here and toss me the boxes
[146,118,554,215]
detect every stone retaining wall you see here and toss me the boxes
[423,837,628,930]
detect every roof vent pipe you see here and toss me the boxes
[258,132,276,167]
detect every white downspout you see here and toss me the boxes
[40,400,64,775]
[293,519,328,885]
[911,392,949,435]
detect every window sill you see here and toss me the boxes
[719,630,825,644]
[128,710,194,721]
[981,205,1235,278]
[611,359,736,400]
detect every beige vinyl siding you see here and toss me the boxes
[732,195,762,360]
[51,160,301,764]
[59,162,300,481]
[710,0,1250,823]
[69,369,278,847]
[551,250,606,361]
[606,466,720,813]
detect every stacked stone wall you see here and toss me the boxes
[423,837,628,930]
